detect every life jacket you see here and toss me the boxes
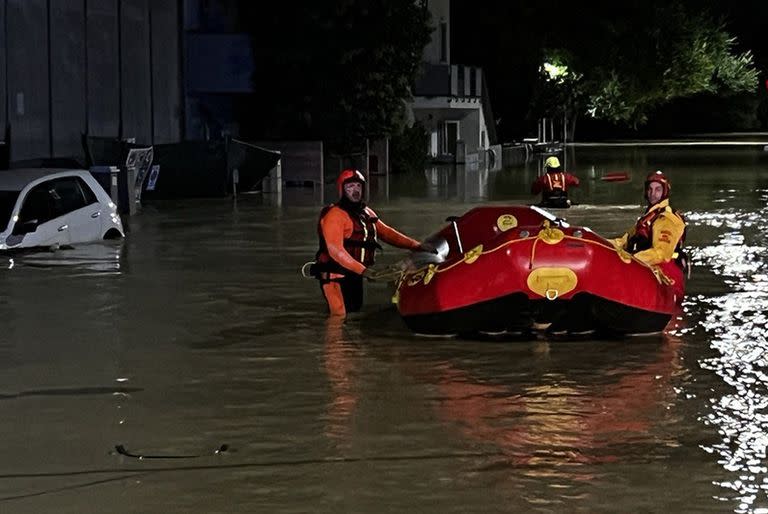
[314,202,381,277]
[544,172,568,193]
[627,204,687,267]
[539,172,569,208]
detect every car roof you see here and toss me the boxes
[0,168,89,192]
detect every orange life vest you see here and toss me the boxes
[314,203,381,276]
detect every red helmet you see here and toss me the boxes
[336,169,366,197]
[644,170,671,202]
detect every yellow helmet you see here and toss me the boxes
[544,156,561,169]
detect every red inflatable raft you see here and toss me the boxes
[395,205,684,337]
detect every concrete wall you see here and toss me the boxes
[423,0,450,65]
[1,0,182,162]
[462,109,480,153]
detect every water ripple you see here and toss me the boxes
[695,205,768,513]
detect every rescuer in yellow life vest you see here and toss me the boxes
[612,170,688,299]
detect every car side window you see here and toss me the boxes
[15,183,56,233]
[49,177,95,217]
[77,177,99,205]
[13,176,99,235]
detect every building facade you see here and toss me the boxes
[408,0,495,162]
[0,0,493,166]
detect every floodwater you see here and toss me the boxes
[1,145,767,513]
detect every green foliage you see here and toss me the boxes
[531,50,586,118]
[239,1,432,152]
[390,122,429,173]
[533,2,759,129]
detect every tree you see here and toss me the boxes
[238,1,432,152]
[529,50,586,141]
[531,2,759,138]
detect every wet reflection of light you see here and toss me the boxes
[694,206,768,512]
[5,242,124,273]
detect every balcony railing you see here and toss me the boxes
[413,63,482,99]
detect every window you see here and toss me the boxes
[49,177,97,218]
[16,186,55,232]
[15,176,97,232]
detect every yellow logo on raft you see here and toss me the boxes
[526,267,578,300]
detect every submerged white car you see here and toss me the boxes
[0,168,124,250]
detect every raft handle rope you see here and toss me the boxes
[403,229,660,284]
[300,261,315,278]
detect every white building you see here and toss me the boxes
[408,0,495,163]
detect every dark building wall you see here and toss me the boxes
[51,0,87,158]
[120,0,152,144]
[182,0,252,140]
[87,0,120,139]
[7,0,50,160]
[0,1,6,134]
[2,0,182,162]
[151,0,181,143]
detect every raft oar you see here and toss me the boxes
[114,444,229,460]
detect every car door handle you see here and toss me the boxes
[58,224,68,232]
[91,211,101,218]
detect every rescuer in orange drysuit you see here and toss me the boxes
[313,169,433,317]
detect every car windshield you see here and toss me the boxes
[0,190,20,232]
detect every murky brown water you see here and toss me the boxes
[1,145,767,513]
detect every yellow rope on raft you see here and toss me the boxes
[400,221,664,287]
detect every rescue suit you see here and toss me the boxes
[531,157,580,208]
[314,170,422,316]
[612,172,688,301]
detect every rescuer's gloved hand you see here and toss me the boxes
[417,241,439,254]
[362,266,380,281]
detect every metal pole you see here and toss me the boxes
[319,141,324,205]
[365,138,370,199]
[385,137,389,176]
[563,111,567,144]
[385,137,390,200]
[550,118,554,144]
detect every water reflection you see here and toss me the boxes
[349,309,687,475]
[694,205,768,512]
[3,146,768,512]
[429,338,683,472]
[0,240,124,274]
[323,316,362,444]
[389,165,491,202]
